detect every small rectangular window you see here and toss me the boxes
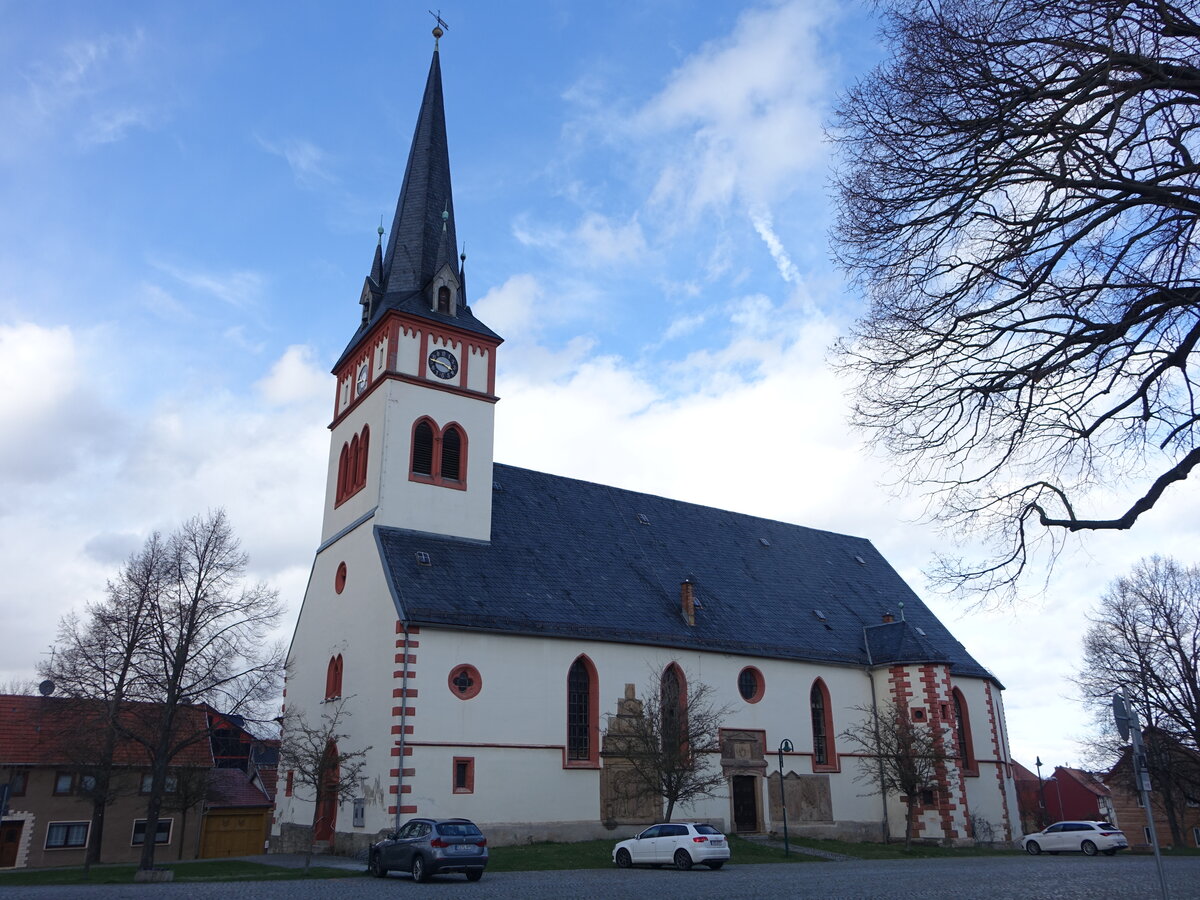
[8,770,28,796]
[1144,826,1152,843]
[45,821,89,849]
[452,757,474,794]
[53,773,74,795]
[1193,826,1200,847]
[131,819,173,846]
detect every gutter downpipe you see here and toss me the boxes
[395,624,411,832]
[863,628,890,841]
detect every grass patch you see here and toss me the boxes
[789,836,1018,860]
[488,838,615,872]
[0,860,362,887]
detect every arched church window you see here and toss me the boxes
[356,425,370,488]
[661,664,687,761]
[437,285,451,314]
[336,443,349,504]
[566,656,598,766]
[810,679,836,770]
[953,688,977,774]
[412,420,434,476]
[441,426,462,481]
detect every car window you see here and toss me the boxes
[1096,823,1117,831]
[415,822,432,838]
[1045,824,1064,833]
[437,822,481,837]
[640,826,662,839]
[663,825,688,837]
[695,824,721,835]
[397,823,416,839]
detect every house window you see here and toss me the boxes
[810,679,837,770]
[566,656,598,766]
[45,822,89,849]
[447,664,482,700]
[453,757,475,793]
[1145,826,1153,843]
[410,418,468,488]
[53,773,74,795]
[140,774,178,794]
[738,667,764,703]
[8,770,27,796]
[325,654,344,701]
[131,819,173,846]
[952,689,977,774]
[1193,826,1200,847]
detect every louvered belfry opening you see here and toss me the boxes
[442,426,462,480]
[413,421,434,475]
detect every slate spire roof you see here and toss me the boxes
[336,45,498,370]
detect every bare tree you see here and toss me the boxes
[0,678,39,694]
[43,511,283,872]
[161,767,211,861]
[1077,555,1200,843]
[841,701,949,848]
[277,698,370,868]
[601,671,732,823]
[831,0,1200,598]
[40,535,165,871]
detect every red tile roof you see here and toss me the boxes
[207,767,272,808]
[0,694,212,768]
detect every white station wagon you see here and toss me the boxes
[1022,820,1128,856]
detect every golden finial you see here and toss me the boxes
[429,10,449,47]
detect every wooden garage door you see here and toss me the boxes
[200,810,269,858]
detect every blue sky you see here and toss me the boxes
[3,0,1197,774]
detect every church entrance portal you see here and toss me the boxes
[732,775,759,833]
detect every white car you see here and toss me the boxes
[1022,821,1128,856]
[612,822,731,870]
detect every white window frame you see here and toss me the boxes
[44,821,90,850]
[131,818,173,847]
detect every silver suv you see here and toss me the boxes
[368,817,488,882]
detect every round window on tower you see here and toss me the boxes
[334,562,347,594]
[447,664,482,700]
[737,666,764,703]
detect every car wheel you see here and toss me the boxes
[368,852,388,877]
[412,854,429,882]
[673,849,693,871]
[1081,840,1098,856]
[705,861,724,870]
[1025,841,1041,856]
[615,849,632,869]
[1102,849,1116,856]
[465,870,483,882]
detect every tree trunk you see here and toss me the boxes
[904,798,917,850]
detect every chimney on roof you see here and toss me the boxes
[882,612,894,623]
[681,579,695,626]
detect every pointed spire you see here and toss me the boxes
[371,222,385,286]
[379,45,458,299]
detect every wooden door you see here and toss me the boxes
[1,821,23,868]
[732,775,758,833]
[199,810,268,858]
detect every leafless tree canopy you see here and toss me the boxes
[832,0,1200,596]
[841,701,949,848]
[601,673,732,823]
[278,698,370,861]
[41,510,283,870]
[1078,555,1200,840]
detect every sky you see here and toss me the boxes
[2,0,1197,776]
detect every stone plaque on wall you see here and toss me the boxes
[719,729,768,776]
[767,771,833,823]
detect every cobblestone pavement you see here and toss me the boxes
[3,854,1198,899]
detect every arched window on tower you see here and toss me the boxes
[336,443,350,504]
[810,679,837,770]
[566,656,598,766]
[412,420,434,476]
[437,285,451,314]
[325,654,343,701]
[441,426,462,481]
[357,425,370,488]
[952,688,977,775]
[334,426,370,508]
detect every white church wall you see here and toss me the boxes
[466,344,490,394]
[320,389,387,544]
[394,326,421,376]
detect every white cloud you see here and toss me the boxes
[150,259,266,310]
[256,135,337,188]
[750,207,800,284]
[514,212,647,269]
[257,345,331,407]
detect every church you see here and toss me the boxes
[273,31,1018,854]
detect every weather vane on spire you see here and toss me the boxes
[429,9,449,46]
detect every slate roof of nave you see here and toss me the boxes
[376,464,997,684]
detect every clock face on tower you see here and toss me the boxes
[428,348,458,380]
[356,363,368,395]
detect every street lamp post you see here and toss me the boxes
[777,739,793,856]
[1035,756,1048,827]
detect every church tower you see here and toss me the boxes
[321,35,502,546]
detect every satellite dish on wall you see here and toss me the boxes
[38,679,55,697]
